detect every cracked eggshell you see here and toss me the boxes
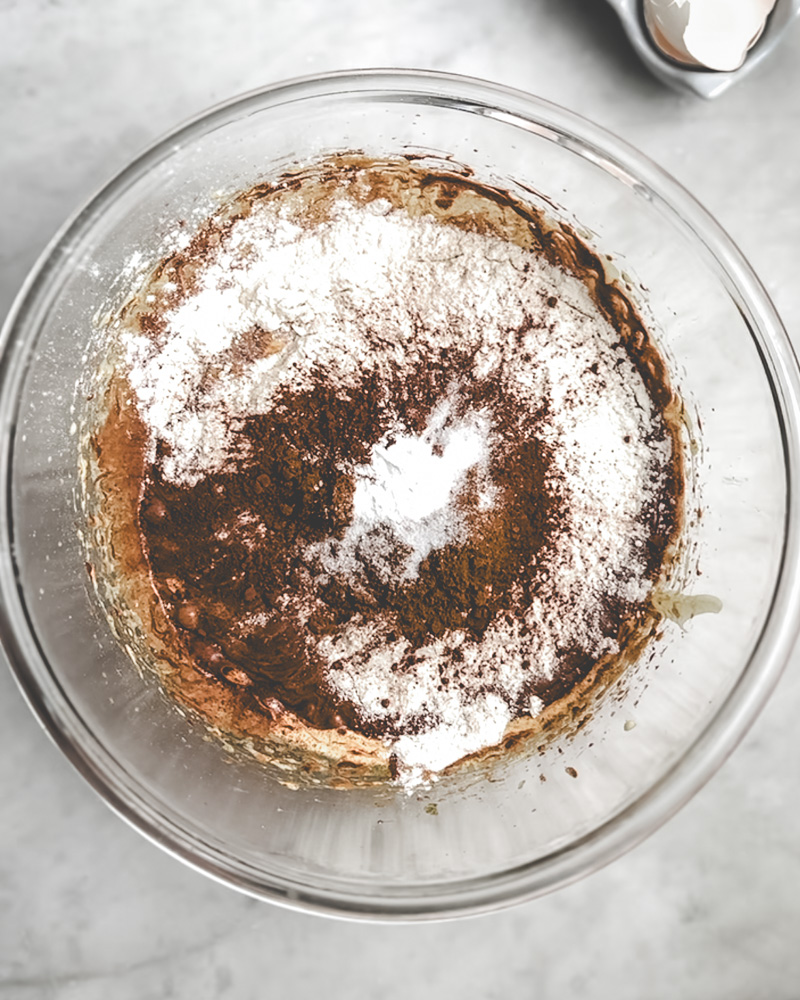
[644,0,778,71]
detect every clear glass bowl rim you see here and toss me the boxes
[2,67,800,922]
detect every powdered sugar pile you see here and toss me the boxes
[116,187,675,785]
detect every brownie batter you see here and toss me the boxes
[82,155,684,787]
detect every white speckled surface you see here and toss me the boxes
[2,1,800,997]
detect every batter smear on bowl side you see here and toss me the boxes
[82,155,684,789]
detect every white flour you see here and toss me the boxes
[116,188,675,786]
[307,389,494,584]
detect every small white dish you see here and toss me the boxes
[604,0,799,97]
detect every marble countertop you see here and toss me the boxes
[2,1,800,997]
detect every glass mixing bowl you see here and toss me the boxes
[2,70,799,920]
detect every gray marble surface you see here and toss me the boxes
[2,1,800,997]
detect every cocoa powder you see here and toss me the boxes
[140,348,573,735]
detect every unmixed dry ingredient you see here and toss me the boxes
[88,158,682,786]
